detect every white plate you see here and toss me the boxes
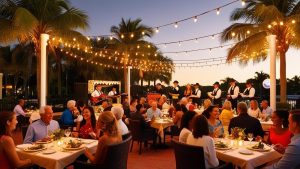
[215,146,232,150]
[239,148,253,155]
[63,144,85,151]
[247,145,271,152]
[16,144,32,149]
[36,140,52,144]
[81,140,96,144]
[42,149,56,154]
[23,147,47,152]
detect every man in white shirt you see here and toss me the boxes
[146,101,161,120]
[240,80,255,99]
[227,79,239,109]
[260,100,273,121]
[108,87,118,103]
[91,84,103,97]
[208,82,222,107]
[13,99,26,117]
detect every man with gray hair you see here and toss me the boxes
[146,101,161,120]
[24,105,60,143]
[111,106,129,135]
[61,100,82,127]
[228,102,264,137]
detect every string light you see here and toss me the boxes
[241,0,245,6]
[292,20,296,24]
[121,34,125,39]
[193,16,198,22]
[216,8,220,15]
[155,27,159,33]
[246,30,250,34]
[174,22,179,28]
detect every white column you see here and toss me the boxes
[0,73,3,99]
[268,35,276,111]
[40,34,49,107]
[127,66,132,103]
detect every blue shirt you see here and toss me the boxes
[61,109,74,126]
[23,119,60,144]
[265,134,300,169]
[146,108,161,120]
[208,120,224,138]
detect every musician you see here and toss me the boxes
[108,87,118,103]
[169,80,181,105]
[208,82,222,107]
[227,79,239,109]
[191,83,201,106]
[91,84,106,105]
[240,80,255,99]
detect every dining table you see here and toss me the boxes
[150,117,174,138]
[16,138,98,169]
[215,139,282,169]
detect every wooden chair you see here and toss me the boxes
[172,139,233,169]
[74,136,132,169]
[122,131,131,141]
[128,119,156,154]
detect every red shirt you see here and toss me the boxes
[79,122,95,139]
[0,135,13,169]
[269,127,292,147]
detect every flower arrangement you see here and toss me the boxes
[230,127,246,140]
[49,129,65,141]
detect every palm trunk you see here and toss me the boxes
[279,51,287,103]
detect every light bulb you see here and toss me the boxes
[174,22,178,28]
[231,32,236,37]
[292,20,296,24]
[193,16,198,23]
[280,21,284,25]
[216,8,220,15]
[97,37,101,41]
[130,33,134,38]
[247,30,250,34]
[109,36,113,40]
[155,27,159,33]
[142,31,145,35]
[178,42,181,46]
[268,25,272,29]
[241,0,245,6]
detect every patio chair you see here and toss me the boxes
[73,136,132,169]
[172,139,233,169]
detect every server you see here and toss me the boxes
[240,80,255,99]
[169,80,181,105]
[191,83,201,106]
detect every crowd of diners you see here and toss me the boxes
[0,79,300,168]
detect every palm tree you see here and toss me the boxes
[0,0,89,100]
[221,0,300,103]
[110,18,154,93]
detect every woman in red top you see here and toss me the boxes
[268,110,293,149]
[74,107,97,139]
[0,111,32,169]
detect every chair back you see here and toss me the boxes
[172,139,206,169]
[101,136,132,169]
[128,119,143,141]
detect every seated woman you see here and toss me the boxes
[173,104,184,128]
[186,115,219,168]
[83,111,122,164]
[111,107,129,135]
[268,110,293,153]
[219,101,234,126]
[74,106,97,139]
[0,111,32,169]
[203,105,224,138]
[248,100,261,118]
[179,111,196,143]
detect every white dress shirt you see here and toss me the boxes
[210,88,221,99]
[241,87,255,98]
[227,85,239,99]
[108,90,117,96]
[13,104,26,117]
[194,88,201,98]
[91,90,103,97]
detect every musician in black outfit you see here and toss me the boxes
[153,83,164,95]
[169,80,181,105]
[191,83,201,106]
[240,80,255,99]
[226,79,240,109]
[208,82,222,107]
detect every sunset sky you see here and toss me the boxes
[70,0,300,86]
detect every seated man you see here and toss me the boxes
[23,106,60,143]
[111,106,129,135]
[264,110,300,169]
[61,100,82,127]
[13,99,26,125]
[146,101,161,120]
[228,102,264,138]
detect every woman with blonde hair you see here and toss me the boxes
[83,111,122,164]
[219,101,234,126]
[248,100,261,118]
[203,99,212,110]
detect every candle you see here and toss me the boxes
[238,140,244,147]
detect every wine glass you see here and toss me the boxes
[65,127,71,137]
[247,133,253,145]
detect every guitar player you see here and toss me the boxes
[91,83,106,105]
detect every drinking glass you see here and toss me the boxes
[247,133,253,145]
[65,127,71,137]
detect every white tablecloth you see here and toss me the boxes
[151,118,174,138]
[260,120,273,132]
[216,140,282,169]
[16,138,98,169]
